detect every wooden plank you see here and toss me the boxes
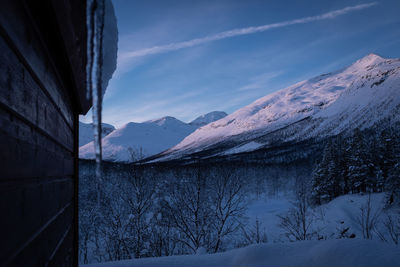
[0,178,74,266]
[73,112,79,266]
[49,0,90,114]
[0,1,84,265]
[0,131,74,180]
[0,34,74,152]
[3,203,75,267]
[47,225,74,267]
[0,107,74,180]
[0,0,75,128]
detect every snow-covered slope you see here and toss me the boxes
[155,54,400,161]
[86,239,400,267]
[79,112,227,162]
[79,122,115,147]
[189,111,227,127]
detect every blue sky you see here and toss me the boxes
[81,0,400,127]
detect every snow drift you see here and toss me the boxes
[85,239,400,267]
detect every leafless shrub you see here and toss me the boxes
[355,194,382,239]
[162,166,212,254]
[278,187,315,241]
[385,214,400,244]
[210,167,247,252]
[376,213,400,244]
[241,217,268,245]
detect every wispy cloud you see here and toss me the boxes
[119,2,376,61]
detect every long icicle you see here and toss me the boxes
[87,0,105,207]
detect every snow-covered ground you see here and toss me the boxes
[245,195,292,242]
[246,193,389,242]
[83,193,400,267]
[85,239,399,267]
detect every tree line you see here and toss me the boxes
[78,121,400,263]
[311,125,400,205]
[78,164,257,263]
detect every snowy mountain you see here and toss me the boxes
[79,111,227,162]
[152,54,400,162]
[79,121,115,147]
[189,111,227,127]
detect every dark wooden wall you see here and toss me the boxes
[0,0,88,266]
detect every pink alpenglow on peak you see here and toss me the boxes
[152,54,400,162]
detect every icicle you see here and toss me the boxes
[87,0,106,206]
[86,0,94,101]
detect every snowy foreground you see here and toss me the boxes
[86,239,399,267]
[84,193,400,267]
[246,193,389,241]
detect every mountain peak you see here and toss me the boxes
[150,116,176,122]
[352,53,385,67]
[146,116,182,126]
[189,111,228,127]
[364,53,382,59]
[151,54,400,162]
[78,121,115,147]
[80,111,230,162]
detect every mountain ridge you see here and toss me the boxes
[149,53,400,163]
[79,122,115,147]
[79,111,227,162]
[189,111,227,127]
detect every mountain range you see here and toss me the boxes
[79,111,227,162]
[80,54,400,164]
[79,122,115,147]
[148,54,400,163]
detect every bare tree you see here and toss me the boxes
[79,168,109,263]
[355,194,381,239]
[384,214,400,244]
[278,186,314,241]
[122,167,156,258]
[377,213,400,244]
[101,195,132,261]
[210,167,247,252]
[148,206,178,257]
[79,205,96,264]
[241,217,268,245]
[128,146,145,162]
[163,165,212,254]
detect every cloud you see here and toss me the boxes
[119,2,376,62]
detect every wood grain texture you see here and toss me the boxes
[0,35,74,152]
[0,0,86,266]
[0,0,75,128]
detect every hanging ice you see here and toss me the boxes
[86,0,118,202]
